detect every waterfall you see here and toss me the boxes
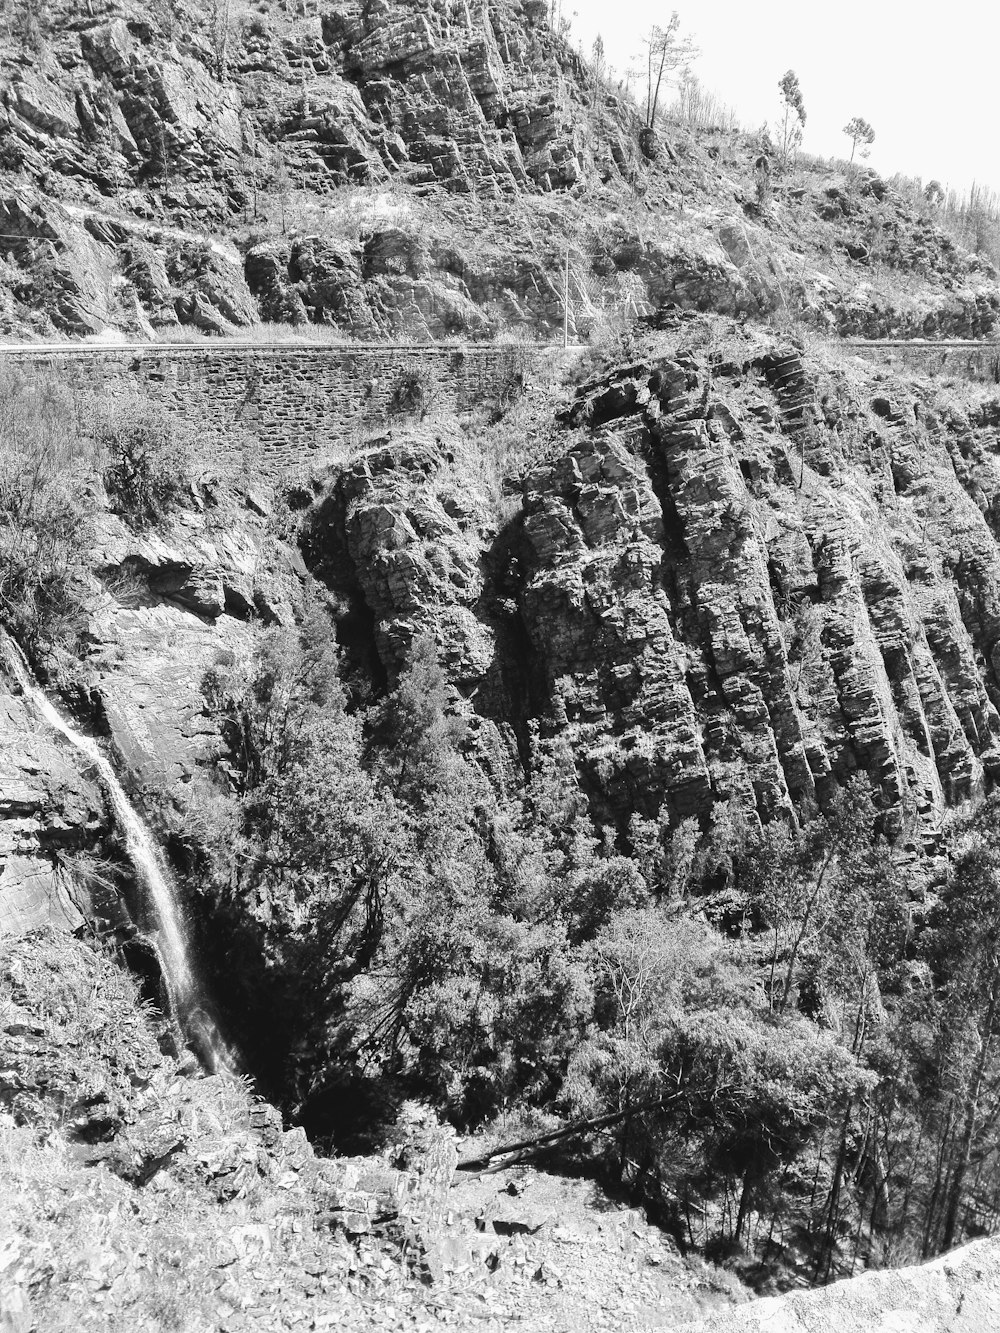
[1,630,235,1075]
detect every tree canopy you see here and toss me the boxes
[844,116,876,164]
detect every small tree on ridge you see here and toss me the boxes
[641,14,698,129]
[843,116,875,165]
[776,69,806,169]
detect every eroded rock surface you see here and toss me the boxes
[0,641,107,936]
[86,497,300,796]
[321,0,634,196]
[303,433,495,682]
[294,328,1000,854]
[505,334,1000,844]
[680,1235,1000,1332]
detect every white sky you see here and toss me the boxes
[561,0,1000,197]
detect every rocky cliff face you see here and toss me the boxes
[516,337,1000,843]
[1,0,644,338]
[0,471,302,946]
[294,321,1000,858]
[318,0,633,194]
[9,317,1000,1009]
[7,315,1000,1329]
[1,1,996,341]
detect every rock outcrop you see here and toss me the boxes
[517,428,714,822]
[506,330,1000,844]
[320,0,636,196]
[295,323,1000,853]
[303,433,495,683]
[85,495,300,797]
[681,1234,1000,1332]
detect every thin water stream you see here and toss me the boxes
[1,630,235,1074]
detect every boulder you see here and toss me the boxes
[680,1236,1000,1332]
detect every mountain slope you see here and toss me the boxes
[1,0,998,342]
[10,0,1000,1318]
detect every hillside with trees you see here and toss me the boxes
[6,3,1000,1331]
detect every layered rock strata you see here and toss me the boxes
[320,0,636,195]
[300,331,1000,850]
[512,342,1000,841]
[9,328,1000,934]
[2,2,996,341]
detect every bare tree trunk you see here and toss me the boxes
[778,843,837,1013]
[649,44,668,127]
[942,972,999,1251]
[923,1099,955,1258]
[818,1102,854,1282]
[734,1165,755,1246]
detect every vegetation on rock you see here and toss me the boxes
[191,591,1000,1284]
[9,0,1000,1325]
[0,368,97,651]
[9,310,1000,1299]
[95,395,196,530]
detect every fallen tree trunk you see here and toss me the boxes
[452,1094,677,1184]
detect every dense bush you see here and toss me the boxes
[200,620,594,1128]
[388,368,443,420]
[0,373,210,658]
[0,368,98,651]
[194,601,1000,1288]
[92,394,195,529]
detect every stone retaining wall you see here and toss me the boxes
[841,340,1000,383]
[3,339,998,475]
[0,343,571,472]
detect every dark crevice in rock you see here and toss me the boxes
[476,518,548,773]
[640,431,696,637]
[335,596,390,698]
[299,486,389,697]
[119,933,168,1010]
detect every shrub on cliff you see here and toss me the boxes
[92,395,195,530]
[0,368,97,651]
[192,597,977,1279]
[200,618,605,1130]
[0,929,162,1134]
[354,648,600,1122]
[564,907,872,1253]
[194,598,983,1283]
[200,606,403,1104]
